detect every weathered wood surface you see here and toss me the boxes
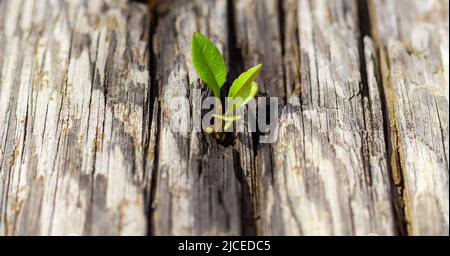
[253,0,396,235]
[0,0,448,236]
[0,0,150,235]
[369,0,449,235]
[150,0,243,235]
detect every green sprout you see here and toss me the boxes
[192,32,262,140]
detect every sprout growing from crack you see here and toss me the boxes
[192,32,262,141]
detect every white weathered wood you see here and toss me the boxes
[369,0,449,235]
[0,0,150,235]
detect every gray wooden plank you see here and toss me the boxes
[0,0,149,235]
[150,0,242,235]
[234,0,396,235]
[369,0,449,235]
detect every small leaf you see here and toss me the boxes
[227,81,259,111]
[192,32,227,97]
[228,64,262,99]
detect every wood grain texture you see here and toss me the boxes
[246,0,396,235]
[0,0,447,236]
[369,0,449,235]
[0,0,149,235]
[150,0,242,235]
[232,0,285,236]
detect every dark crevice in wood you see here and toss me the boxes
[219,132,235,147]
[146,2,160,236]
[227,0,257,236]
[278,0,288,102]
[357,0,371,101]
[284,0,302,99]
[226,0,243,96]
[357,0,374,188]
[360,0,408,236]
[433,98,449,171]
[278,0,285,62]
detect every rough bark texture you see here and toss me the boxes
[0,0,448,236]
[253,0,395,235]
[150,0,242,235]
[0,0,150,235]
[369,0,449,235]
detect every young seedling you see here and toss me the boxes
[192,32,262,141]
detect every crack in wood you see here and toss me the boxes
[357,0,407,236]
[0,0,447,236]
[367,0,449,235]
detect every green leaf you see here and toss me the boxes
[227,81,259,112]
[192,32,227,97]
[228,64,262,99]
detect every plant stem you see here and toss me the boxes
[213,97,224,131]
